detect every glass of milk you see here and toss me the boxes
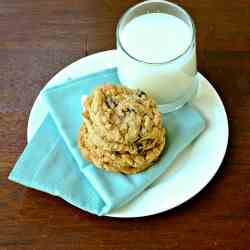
[116,0,198,112]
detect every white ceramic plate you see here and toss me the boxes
[27,50,229,218]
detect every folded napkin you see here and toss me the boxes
[9,68,205,215]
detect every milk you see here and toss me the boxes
[117,13,197,104]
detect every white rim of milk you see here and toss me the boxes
[116,0,196,65]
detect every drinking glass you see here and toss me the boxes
[116,0,198,113]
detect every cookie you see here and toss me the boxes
[78,84,166,174]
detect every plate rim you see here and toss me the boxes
[27,49,229,218]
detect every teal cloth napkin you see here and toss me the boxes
[9,68,205,216]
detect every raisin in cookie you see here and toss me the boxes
[78,84,166,174]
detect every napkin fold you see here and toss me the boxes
[9,68,205,215]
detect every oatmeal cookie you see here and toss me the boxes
[78,84,166,174]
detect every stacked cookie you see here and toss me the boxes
[78,85,166,174]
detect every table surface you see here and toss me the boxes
[0,0,249,249]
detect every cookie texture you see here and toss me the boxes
[78,84,166,174]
